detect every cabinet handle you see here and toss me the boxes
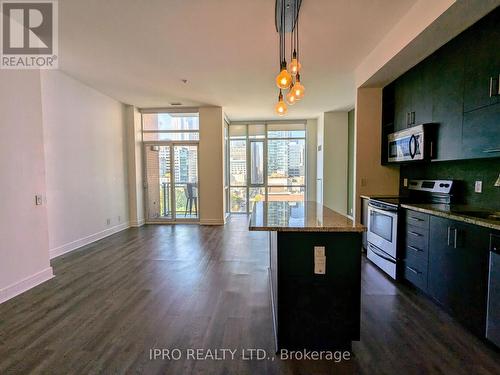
[408,216,424,222]
[448,227,458,248]
[409,231,422,237]
[483,149,500,153]
[411,112,415,125]
[406,112,410,126]
[490,76,499,98]
[408,245,423,252]
[406,266,421,275]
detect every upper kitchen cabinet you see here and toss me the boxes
[430,36,465,161]
[463,9,500,113]
[461,8,500,159]
[393,59,433,132]
[383,7,500,163]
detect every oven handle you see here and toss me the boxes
[368,243,396,264]
[368,202,398,213]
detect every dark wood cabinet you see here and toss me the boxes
[383,7,500,162]
[394,74,411,131]
[393,60,433,132]
[427,215,490,336]
[462,104,500,158]
[430,37,465,161]
[401,210,430,292]
[463,9,500,113]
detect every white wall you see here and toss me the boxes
[354,88,399,220]
[0,71,53,303]
[316,113,325,204]
[40,71,129,258]
[125,105,144,227]
[323,112,349,214]
[199,107,225,225]
[306,119,317,202]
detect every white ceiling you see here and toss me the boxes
[58,0,417,120]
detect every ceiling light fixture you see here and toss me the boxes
[274,0,304,116]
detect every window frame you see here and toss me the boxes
[227,121,307,214]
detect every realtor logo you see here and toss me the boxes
[1,0,58,69]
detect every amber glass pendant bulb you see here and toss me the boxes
[286,88,297,105]
[289,51,301,76]
[275,61,292,89]
[275,90,288,116]
[293,74,305,100]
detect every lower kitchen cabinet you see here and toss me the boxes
[427,215,490,336]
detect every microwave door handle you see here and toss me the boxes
[409,135,417,159]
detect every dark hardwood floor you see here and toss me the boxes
[1,215,499,374]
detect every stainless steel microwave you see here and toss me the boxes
[387,124,436,163]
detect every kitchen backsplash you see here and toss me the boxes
[400,158,500,210]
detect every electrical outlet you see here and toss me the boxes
[106,218,111,225]
[35,195,43,205]
[475,181,482,193]
[403,178,408,187]
[314,246,326,275]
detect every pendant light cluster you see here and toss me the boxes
[275,0,305,116]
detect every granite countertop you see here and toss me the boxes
[249,201,366,232]
[401,203,500,231]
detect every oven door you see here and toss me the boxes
[367,204,398,259]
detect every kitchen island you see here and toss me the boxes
[249,201,365,351]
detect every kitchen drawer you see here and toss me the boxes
[403,256,428,292]
[406,224,429,250]
[405,210,430,229]
[404,239,428,261]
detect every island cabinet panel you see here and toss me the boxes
[427,215,490,336]
[275,231,361,351]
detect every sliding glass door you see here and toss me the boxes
[145,143,199,222]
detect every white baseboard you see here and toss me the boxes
[49,222,130,259]
[200,219,225,226]
[130,218,145,227]
[0,267,54,304]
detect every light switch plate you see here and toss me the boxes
[475,180,482,193]
[314,246,325,258]
[403,178,408,187]
[314,246,326,275]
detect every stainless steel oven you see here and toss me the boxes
[367,200,398,279]
[387,124,435,163]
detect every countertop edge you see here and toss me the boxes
[401,204,500,231]
[248,226,366,233]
